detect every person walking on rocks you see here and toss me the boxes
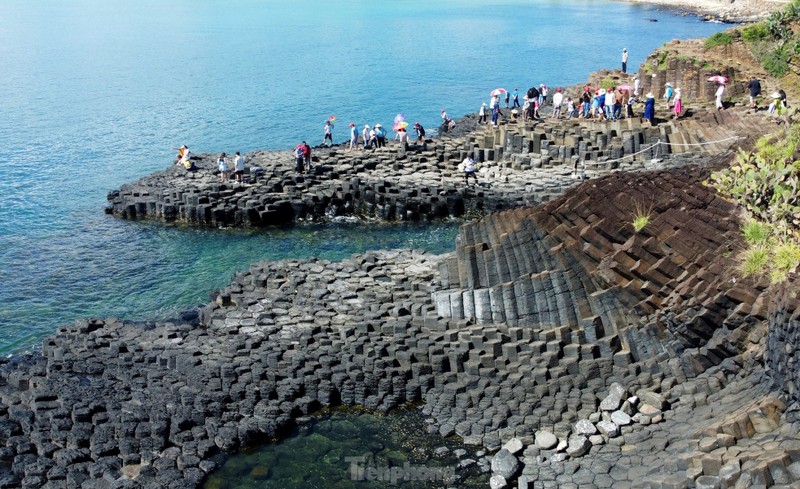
[479,102,487,124]
[621,48,628,73]
[302,141,312,171]
[512,88,520,108]
[462,154,478,187]
[747,76,762,109]
[504,90,510,108]
[552,88,563,119]
[233,152,245,182]
[217,153,229,182]
[643,92,655,125]
[413,122,425,143]
[663,83,674,109]
[492,103,500,126]
[375,123,386,147]
[672,88,683,119]
[613,88,624,120]
[715,82,726,111]
[633,76,641,96]
[348,123,358,151]
[294,144,305,172]
[322,119,334,147]
[362,125,371,149]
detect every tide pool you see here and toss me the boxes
[0,0,728,354]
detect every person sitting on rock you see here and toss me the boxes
[413,122,425,143]
[462,154,478,187]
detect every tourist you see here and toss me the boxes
[322,119,334,147]
[621,48,628,73]
[603,88,613,121]
[510,108,519,123]
[174,144,189,163]
[233,152,245,182]
[643,92,655,125]
[349,123,358,151]
[512,88,520,108]
[294,145,305,172]
[633,76,641,96]
[479,102,487,124]
[302,141,312,171]
[566,97,576,119]
[582,88,592,118]
[780,89,788,111]
[627,93,636,118]
[462,154,478,187]
[747,76,762,109]
[441,109,448,125]
[715,82,725,111]
[663,83,674,109]
[552,88,563,118]
[522,96,531,122]
[505,90,510,108]
[217,153,228,182]
[362,125,371,149]
[672,88,683,119]
[375,123,386,147]
[491,94,500,113]
[397,127,408,144]
[539,84,547,106]
[533,97,541,119]
[368,127,378,148]
[492,103,500,126]
[413,122,425,142]
[613,88,623,120]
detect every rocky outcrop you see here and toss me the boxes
[3,160,800,487]
[105,108,765,228]
[767,271,800,409]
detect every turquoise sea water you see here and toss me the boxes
[0,0,727,355]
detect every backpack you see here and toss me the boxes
[527,87,539,100]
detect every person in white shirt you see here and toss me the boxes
[233,152,245,182]
[715,83,726,111]
[462,154,478,187]
[622,48,629,73]
[552,88,564,118]
[322,120,334,147]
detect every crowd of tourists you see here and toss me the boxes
[176,46,791,186]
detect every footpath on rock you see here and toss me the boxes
[4,17,800,489]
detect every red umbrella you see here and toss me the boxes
[490,88,507,97]
[707,75,728,84]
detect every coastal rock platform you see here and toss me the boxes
[3,160,800,488]
[106,107,767,229]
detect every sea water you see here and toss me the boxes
[0,0,727,355]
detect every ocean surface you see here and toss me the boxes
[0,0,727,356]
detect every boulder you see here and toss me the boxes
[489,474,509,489]
[535,431,558,450]
[565,435,591,457]
[574,419,598,436]
[597,420,620,438]
[502,438,524,455]
[610,410,632,426]
[490,449,521,479]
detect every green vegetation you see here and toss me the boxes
[704,31,733,49]
[632,202,653,232]
[599,77,616,90]
[740,0,800,77]
[707,124,800,283]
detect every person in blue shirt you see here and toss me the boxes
[512,88,520,108]
[374,124,386,147]
[413,122,425,143]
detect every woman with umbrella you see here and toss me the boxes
[708,76,728,111]
[672,88,683,119]
[643,92,656,125]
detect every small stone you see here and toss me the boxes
[695,475,721,489]
[574,419,598,436]
[597,420,620,438]
[566,435,591,458]
[535,431,558,450]
[610,410,631,426]
[652,414,663,424]
[589,435,605,446]
[600,393,622,411]
[489,474,508,489]
[638,404,661,416]
[503,438,524,455]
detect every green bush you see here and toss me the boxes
[705,31,733,49]
[764,46,790,77]
[742,23,768,43]
[742,219,770,245]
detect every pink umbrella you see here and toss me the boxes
[490,88,507,97]
[707,75,728,84]
[617,85,634,91]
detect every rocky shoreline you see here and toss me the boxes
[616,0,789,22]
[4,27,800,489]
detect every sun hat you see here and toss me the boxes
[349,122,354,127]
[665,82,672,86]
[364,124,370,128]
[772,92,781,98]
[375,123,382,128]
[557,88,562,92]
[646,92,654,98]
[482,102,487,106]
[599,89,606,95]
[623,48,627,52]
[441,109,445,112]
